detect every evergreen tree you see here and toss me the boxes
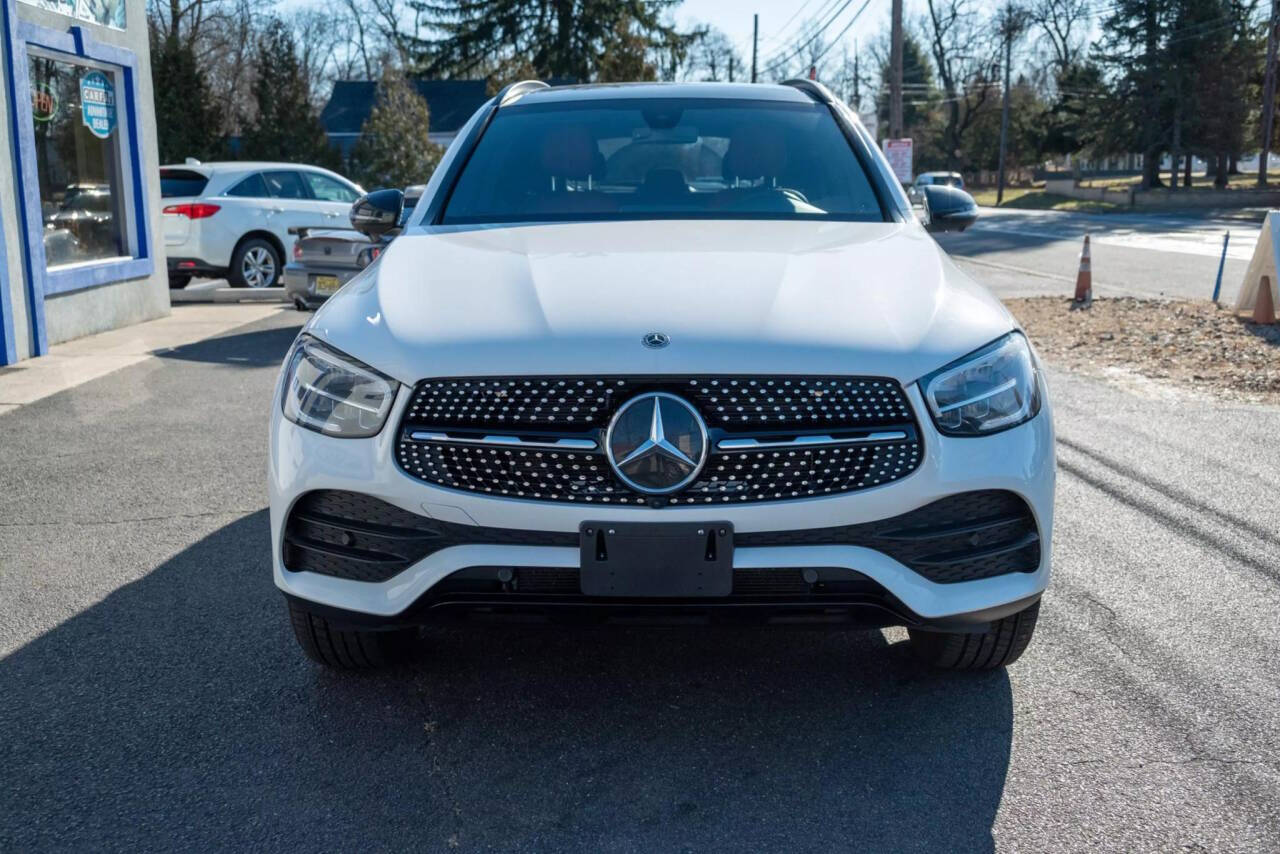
[241,18,337,167]
[148,23,223,163]
[417,0,696,84]
[348,68,444,189]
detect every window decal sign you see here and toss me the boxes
[18,0,126,30]
[32,82,59,122]
[79,71,116,139]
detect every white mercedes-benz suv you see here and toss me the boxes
[269,81,1054,671]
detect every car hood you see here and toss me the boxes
[308,220,1014,387]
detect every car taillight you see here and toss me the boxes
[163,203,220,219]
[357,246,381,268]
[293,242,303,260]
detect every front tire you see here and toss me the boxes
[908,600,1040,670]
[287,600,413,669]
[229,238,281,288]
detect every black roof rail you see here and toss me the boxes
[780,78,838,105]
[496,79,550,107]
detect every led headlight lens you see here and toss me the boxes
[922,332,1040,436]
[281,335,398,437]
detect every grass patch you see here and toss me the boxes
[1080,172,1264,191]
[969,188,1126,213]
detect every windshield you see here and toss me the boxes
[59,189,111,213]
[441,98,885,224]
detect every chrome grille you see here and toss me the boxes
[403,375,913,431]
[395,375,922,506]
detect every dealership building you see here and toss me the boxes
[0,0,166,366]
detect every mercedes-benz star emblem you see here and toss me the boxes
[605,392,708,494]
[641,332,670,349]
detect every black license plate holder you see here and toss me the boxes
[579,522,734,597]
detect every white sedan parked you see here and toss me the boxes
[159,161,364,288]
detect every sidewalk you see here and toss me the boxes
[0,303,289,416]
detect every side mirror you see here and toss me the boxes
[922,185,979,233]
[350,188,404,239]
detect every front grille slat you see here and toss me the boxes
[396,374,923,506]
[402,375,913,432]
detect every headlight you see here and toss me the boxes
[281,335,398,437]
[921,332,1040,436]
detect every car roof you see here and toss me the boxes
[158,161,344,175]
[514,81,816,105]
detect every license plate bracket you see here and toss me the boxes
[579,522,733,597]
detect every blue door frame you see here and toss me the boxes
[1,0,153,365]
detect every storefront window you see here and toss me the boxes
[28,55,128,270]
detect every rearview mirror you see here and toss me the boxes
[350,189,405,239]
[922,185,978,233]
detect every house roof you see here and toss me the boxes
[320,79,490,136]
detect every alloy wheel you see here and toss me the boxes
[242,246,276,288]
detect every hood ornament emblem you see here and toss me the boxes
[641,332,670,349]
[605,392,708,494]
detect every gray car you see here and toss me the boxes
[283,186,423,310]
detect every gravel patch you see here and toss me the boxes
[1005,296,1280,405]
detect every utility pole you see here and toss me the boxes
[890,0,903,138]
[853,42,860,111]
[1260,0,1279,187]
[751,14,759,83]
[729,55,735,83]
[996,6,1021,205]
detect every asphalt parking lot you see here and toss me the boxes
[2,308,1278,851]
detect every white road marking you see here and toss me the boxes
[968,221,1257,260]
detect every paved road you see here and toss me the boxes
[1,310,1278,851]
[938,208,1260,303]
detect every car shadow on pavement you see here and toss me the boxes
[154,323,303,368]
[0,511,1013,852]
[933,228,1060,258]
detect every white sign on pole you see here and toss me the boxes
[882,138,913,183]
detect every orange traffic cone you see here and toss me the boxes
[1072,234,1092,307]
[1254,275,1276,325]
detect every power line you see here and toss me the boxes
[760,0,860,71]
[758,0,825,45]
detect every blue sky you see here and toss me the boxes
[673,0,899,78]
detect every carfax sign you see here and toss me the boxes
[79,71,116,139]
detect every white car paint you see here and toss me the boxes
[268,84,1055,628]
[271,219,1055,622]
[307,220,1016,387]
[160,161,363,283]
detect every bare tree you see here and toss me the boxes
[683,27,743,81]
[764,18,835,81]
[1028,0,1089,74]
[923,0,1002,170]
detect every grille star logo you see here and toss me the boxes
[605,392,708,494]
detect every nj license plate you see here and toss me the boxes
[579,522,733,597]
[314,275,341,295]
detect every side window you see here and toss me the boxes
[225,173,269,198]
[263,171,308,200]
[303,172,359,203]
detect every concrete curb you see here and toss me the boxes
[170,287,291,304]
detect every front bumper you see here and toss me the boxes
[269,381,1056,626]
